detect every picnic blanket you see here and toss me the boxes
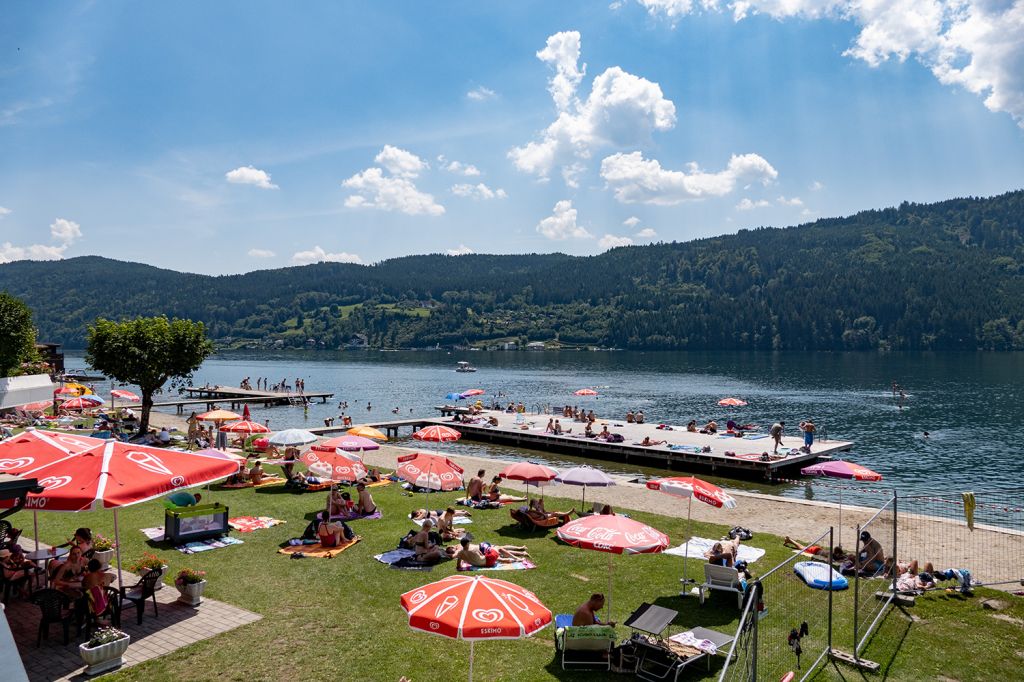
[177,536,244,554]
[330,509,383,521]
[278,537,360,558]
[664,537,766,564]
[229,516,286,533]
[140,526,166,541]
[222,476,286,489]
[411,516,472,527]
[457,560,536,572]
[373,548,436,571]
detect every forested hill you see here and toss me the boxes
[3,190,1024,351]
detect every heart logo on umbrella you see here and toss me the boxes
[472,609,503,623]
[37,475,73,491]
[0,457,33,471]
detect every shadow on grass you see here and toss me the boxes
[650,593,740,629]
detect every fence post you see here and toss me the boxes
[750,581,760,682]
[853,522,861,660]
[891,491,899,597]
[828,526,834,657]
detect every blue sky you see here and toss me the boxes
[2,1,1023,274]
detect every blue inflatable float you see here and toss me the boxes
[794,561,848,590]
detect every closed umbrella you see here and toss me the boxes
[401,575,551,682]
[557,515,670,619]
[801,460,882,548]
[554,465,616,508]
[647,476,737,588]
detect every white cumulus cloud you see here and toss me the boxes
[225,165,278,189]
[623,216,641,228]
[375,145,428,178]
[509,31,677,187]
[447,244,475,256]
[248,248,275,258]
[636,227,658,238]
[599,234,634,250]
[343,147,445,216]
[601,151,778,205]
[736,198,772,211]
[0,206,10,217]
[633,0,1024,128]
[451,183,508,200]
[467,86,497,101]
[437,156,481,176]
[536,200,592,240]
[50,218,81,244]
[291,246,364,266]
[0,216,82,264]
[777,196,804,206]
[810,180,824,191]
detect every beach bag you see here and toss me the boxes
[729,526,753,541]
[340,522,355,542]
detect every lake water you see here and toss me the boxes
[65,350,1024,507]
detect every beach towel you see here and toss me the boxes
[221,476,286,489]
[664,537,767,564]
[366,479,392,488]
[734,452,786,462]
[302,482,334,493]
[330,509,383,521]
[177,536,244,554]
[229,516,286,533]
[457,560,536,572]
[668,445,704,453]
[278,537,360,558]
[140,526,166,541]
[373,548,436,571]
[411,516,472,527]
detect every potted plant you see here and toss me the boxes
[127,552,168,590]
[91,533,116,570]
[79,626,130,675]
[174,567,207,606]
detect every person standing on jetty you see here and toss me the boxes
[770,421,785,454]
[801,419,815,450]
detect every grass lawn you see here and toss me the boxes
[21,477,1024,681]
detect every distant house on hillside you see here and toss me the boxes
[345,333,369,349]
[35,342,64,376]
[526,341,546,351]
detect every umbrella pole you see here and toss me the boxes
[581,485,586,510]
[682,495,693,588]
[33,510,39,551]
[608,554,614,622]
[468,640,474,682]
[838,486,843,550]
[114,507,124,588]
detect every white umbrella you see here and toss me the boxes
[268,429,317,446]
[554,465,616,508]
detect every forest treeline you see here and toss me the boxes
[2,190,1024,351]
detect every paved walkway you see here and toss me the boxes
[6,544,260,681]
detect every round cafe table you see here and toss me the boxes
[25,547,69,587]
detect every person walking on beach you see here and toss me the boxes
[770,421,785,454]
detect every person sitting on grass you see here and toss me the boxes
[411,520,443,563]
[486,476,527,504]
[436,507,468,540]
[247,460,266,485]
[705,536,742,567]
[572,593,615,627]
[600,504,615,515]
[355,481,377,516]
[317,514,353,548]
[854,531,885,575]
[448,537,530,567]
[281,447,300,479]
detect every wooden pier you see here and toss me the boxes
[150,385,334,413]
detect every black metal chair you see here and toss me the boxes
[30,588,76,646]
[121,569,161,625]
[0,519,17,548]
[84,586,122,637]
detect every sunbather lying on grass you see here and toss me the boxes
[446,537,530,567]
[783,536,848,562]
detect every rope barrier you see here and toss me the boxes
[769,479,1024,512]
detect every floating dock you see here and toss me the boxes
[149,385,335,413]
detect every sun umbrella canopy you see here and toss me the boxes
[801,460,882,482]
[574,388,598,396]
[0,430,96,475]
[718,397,748,407]
[197,409,243,422]
[396,453,465,491]
[499,462,558,483]
[219,420,271,434]
[301,449,367,482]
[20,400,54,412]
[646,476,738,509]
[312,435,379,452]
[268,429,318,446]
[2,436,239,511]
[461,389,485,397]
[347,425,388,441]
[54,387,79,396]
[60,397,100,410]
[557,515,670,555]
[413,425,462,443]
[555,465,616,488]
[401,574,551,640]
[445,392,465,401]
[110,390,140,402]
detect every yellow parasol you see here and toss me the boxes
[347,425,388,441]
[197,409,243,422]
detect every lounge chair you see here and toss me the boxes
[510,506,571,531]
[698,563,747,608]
[553,614,615,671]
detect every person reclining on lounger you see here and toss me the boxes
[526,498,574,523]
[705,537,742,567]
[572,593,616,627]
[446,537,530,567]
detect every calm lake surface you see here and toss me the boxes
[66,350,1024,507]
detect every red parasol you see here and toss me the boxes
[110,390,140,402]
[60,397,100,410]
[312,435,380,452]
[396,452,464,491]
[401,574,551,681]
[718,397,748,407]
[556,514,669,620]
[801,460,882,548]
[413,425,462,443]
[300,449,367,482]
[573,388,598,396]
[242,403,251,420]
[499,462,559,499]
[218,420,271,434]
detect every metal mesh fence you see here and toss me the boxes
[852,496,897,657]
[898,487,1024,590]
[719,529,834,682]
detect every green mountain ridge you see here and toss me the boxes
[3,190,1024,350]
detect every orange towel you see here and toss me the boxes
[366,479,392,488]
[277,537,360,558]
[222,476,286,490]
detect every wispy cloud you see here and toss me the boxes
[248,248,275,258]
[291,246,363,265]
[451,183,508,200]
[467,86,497,101]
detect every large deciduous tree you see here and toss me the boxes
[86,317,213,433]
[0,292,38,376]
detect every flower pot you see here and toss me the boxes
[93,548,114,570]
[79,634,130,676]
[176,579,206,606]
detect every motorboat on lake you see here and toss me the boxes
[455,361,477,373]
